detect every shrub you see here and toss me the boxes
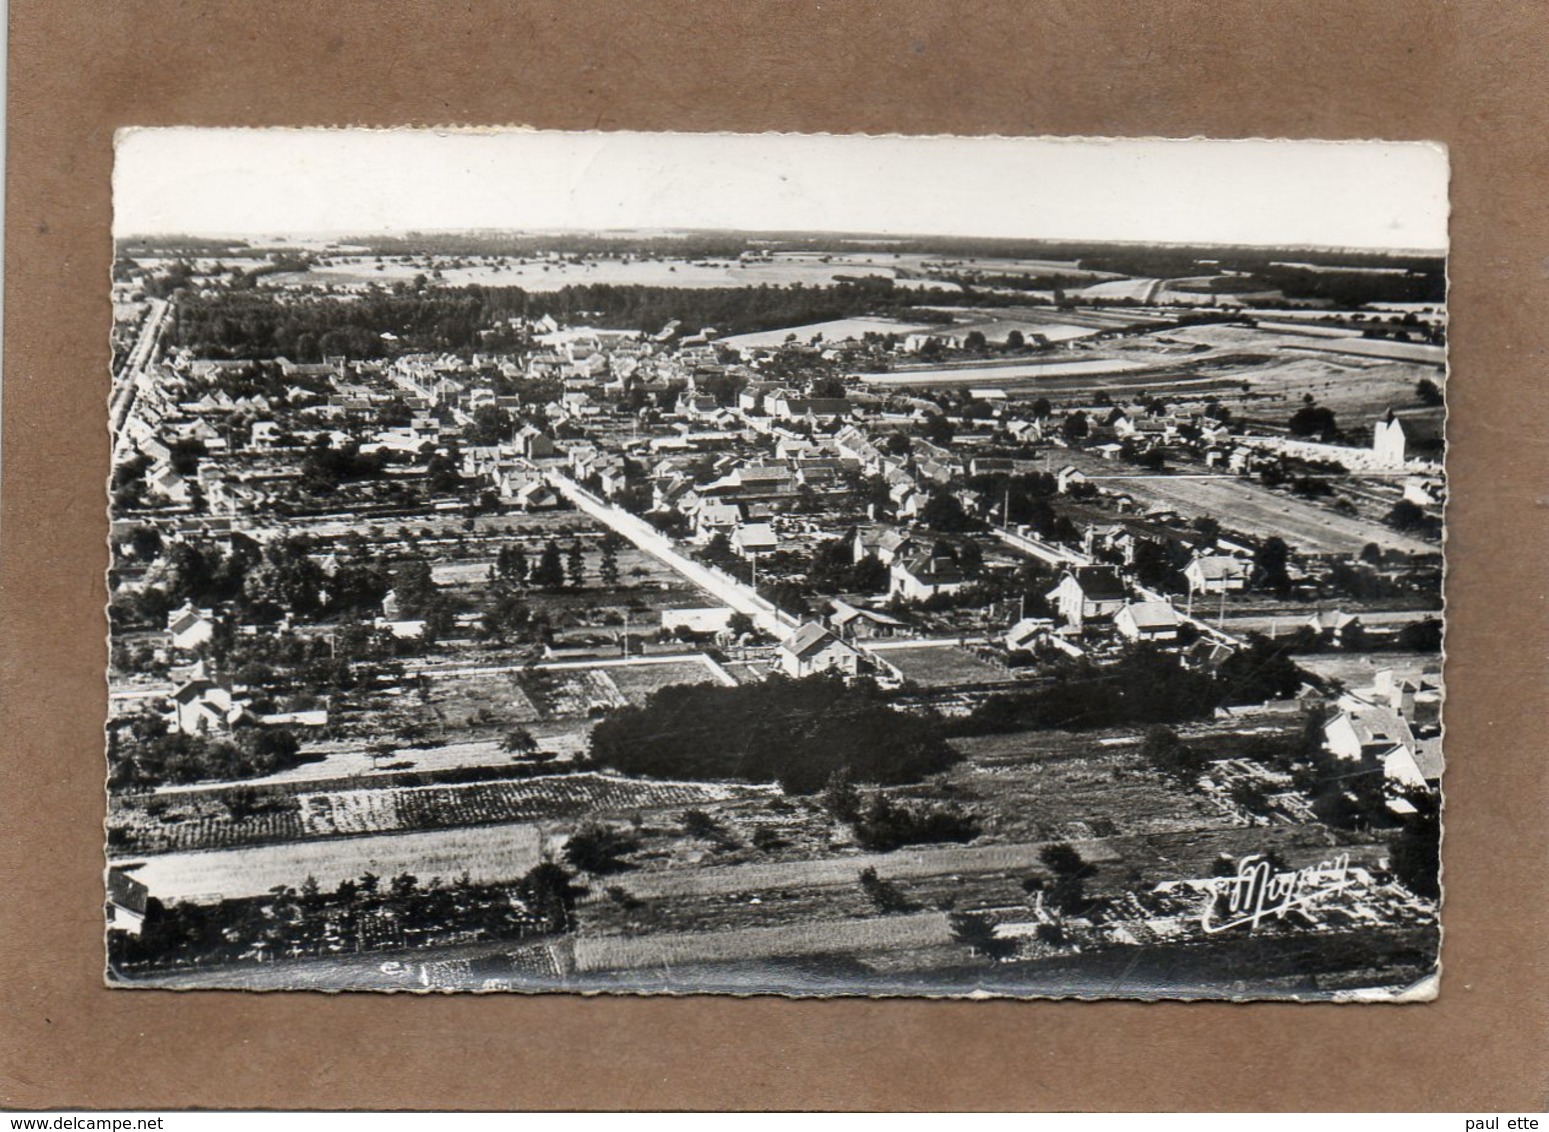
[850,793,979,852]
[562,822,640,875]
[858,867,916,914]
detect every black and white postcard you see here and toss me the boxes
[105,130,1447,998]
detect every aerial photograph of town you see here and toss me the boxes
[104,132,1446,998]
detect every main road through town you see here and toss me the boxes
[543,470,800,639]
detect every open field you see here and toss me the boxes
[719,317,938,350]
[149,727,591,792]
[861,357,1155,386]
[1284,338,1445,365]
[1079,278,1162,302]
[912,305,1175,333]
[262,254,964,293]
[873,644,1018,687]
[1106,324,1444,432]
[600,838,1122,901]
[940,732,1236,842]
[1295,651,1441,688]
[118,822,549,902]
[572,909,957,973]
[1055,449,1436,556]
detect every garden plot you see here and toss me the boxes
[941,732,1236,843]
[295,774,774,838]
[872,645,1018,688]
[604,656,733,702]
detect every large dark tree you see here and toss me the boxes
[531,539,565,588]
[590,675,958,794]
[1389,791,1441,899]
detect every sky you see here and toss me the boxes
[113,129,1449,251]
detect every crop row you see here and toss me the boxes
[118,773,774,855]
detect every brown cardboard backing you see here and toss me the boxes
[3,0,1546,1112]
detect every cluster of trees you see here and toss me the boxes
[957,639,1309,737]
[1028,843,1100,917]
[589,674,959,795]
[1386,499,1441,538]
[486,536,615,596]
[1288,404,1340,440]
[165,276,1018,361]
[1138,724,1211,785]
[857,867,917,914]
[107,713,303,790]
[109,535,391,635]
[805,538,890,594]
[110,862,582,973]
[562,821,642,875]
[965,469,1082,545]
[820,771,980,851]
[1388,790,1441,899]
[300,439,393,493]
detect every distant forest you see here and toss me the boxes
[164,278,987,360]
[123,229,1446,272]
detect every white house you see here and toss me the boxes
[732,523,779,558]
[852,525,915,567]
[1373,410,1407,468]
[1046,566,1128,629]
[1004,617,1055,653]
[1056,466,1087,494]
[890,546,973,602]
[168,677,241,734]
[106,868,149,937]
[1184,555,1253,596]
[778,622,861,679]
[1114,600,1181,643]
[695,501,744,540]
[166,603,215,651]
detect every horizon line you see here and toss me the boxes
[115,227,1449,256]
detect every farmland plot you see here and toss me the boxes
[1051,448,1435,556]
[604,657,731,702]
[123,823,550,902]
[860,358,1154,386]
[294,773,778,839]
[872,645,1017,688]
[572,910,957,974]
[611,839,1121,902]
[116,773,779,854]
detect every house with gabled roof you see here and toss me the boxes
[168,676,244,735]
[827,599,908,640]
[778,622,862,679]
[1306,609,1363,646]
[166,602,215,651]
[852,525,916,567]
[1184,554,1253,595]
[106,868,149,937]
[1115,600,1181,643]
[731,522,778,558]
[890,544,974,602]
[1046,566,1129,629]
